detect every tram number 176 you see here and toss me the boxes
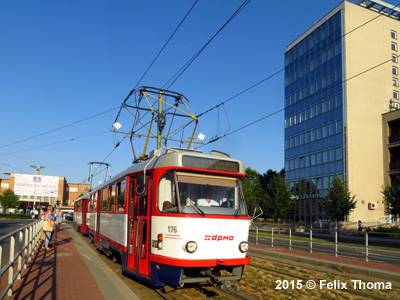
[168,226,177,233]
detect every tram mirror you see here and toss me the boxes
[136,175,147,196]
[251,202,263,220]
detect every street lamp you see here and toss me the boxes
[30,165,45,175]
[30,165,45,216]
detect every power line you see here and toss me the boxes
[0,107,119,150]
[2,1,396,155]
[133,0,199,90]
[113,1,199,125]
[0,131,109,156]
[196,1,400,119]
[203,51,400,146]
[163,0,252,90]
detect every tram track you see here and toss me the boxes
[154,283,253,300]
[249,256,394,300]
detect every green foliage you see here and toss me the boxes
[242,167,265,214]
[242,167,293,221]
[0,189,20,209]
[263,173,295,222]
[365,226,400,239]
[0,213,31,219]
[382,174,400,216]
[321,175,356,221]
[366,225,400,234]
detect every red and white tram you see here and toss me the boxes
[73,193,90,235]
[76,148,251,288]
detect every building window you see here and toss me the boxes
[393,54,398,63]
[393,67,398,75]
[392,42,398,51]
[392,30,397,39]
[394,78,399,87]
[394,91,399,100]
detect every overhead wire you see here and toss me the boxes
[195,1,400,120]
[201,50,400,147]
[0,131,109,156]
[109,1,199,156]
[0,107,119,150]
[163,0,252,90]
[2,1,398,156]
[172,2,400,140]
[113,0,199,125]
[133,0,199,90]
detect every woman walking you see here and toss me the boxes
[55,209,63,230]
[43,205,55,251]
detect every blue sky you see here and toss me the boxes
[0,0,382,184]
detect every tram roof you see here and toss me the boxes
[91,148,245,192]
[73,192,90,203]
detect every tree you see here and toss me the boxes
[0,189,20,209]
[242,167,265,216]
[382,174,400,217]
[321,175,356,222]
[264,172,295,230]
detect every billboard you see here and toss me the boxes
[14,174,59,197]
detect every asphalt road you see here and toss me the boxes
[0,219,36,270]
[0,219,35,237]
[248,235,400,265]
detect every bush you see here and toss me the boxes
[0,214,32,219]
[365,225,400,238]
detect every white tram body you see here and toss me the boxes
[75,148,251,287]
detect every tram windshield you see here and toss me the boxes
[158,171,248,216]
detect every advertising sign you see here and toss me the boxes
[14,174,59,197]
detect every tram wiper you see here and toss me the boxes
[191,204,205,216]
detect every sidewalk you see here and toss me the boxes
[4,223,140,300]
[249,242,400,285]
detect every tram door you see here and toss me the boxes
[127,175,151,276]
[95,191,102,246]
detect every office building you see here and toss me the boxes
[0,173,89,212]
[284,0,400,222]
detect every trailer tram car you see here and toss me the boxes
[79,148,251,288]
[73,193,90,235]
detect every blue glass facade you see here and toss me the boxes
[284,11,345,197]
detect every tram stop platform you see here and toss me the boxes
[3,223,140,300]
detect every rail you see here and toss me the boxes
[250,227,400,265]
[0,219,43,299]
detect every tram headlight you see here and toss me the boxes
[185,241,198,253]
[239,241,249,253]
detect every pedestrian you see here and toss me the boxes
[55,209,63,230]
[43,205,55,251]
[358,220,363,232]
[31,210,35,220]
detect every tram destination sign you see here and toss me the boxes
[182,155,239,173]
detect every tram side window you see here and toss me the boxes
[77,201,81,212]
[89,195,93,212]
[102,187,109,212]
[93,193,97,212]
[116,179,126,212]
[109,185,116,212]
[158,173,178,212]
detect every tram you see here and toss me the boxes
[75,147,251,288]
[73,193,90,235]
